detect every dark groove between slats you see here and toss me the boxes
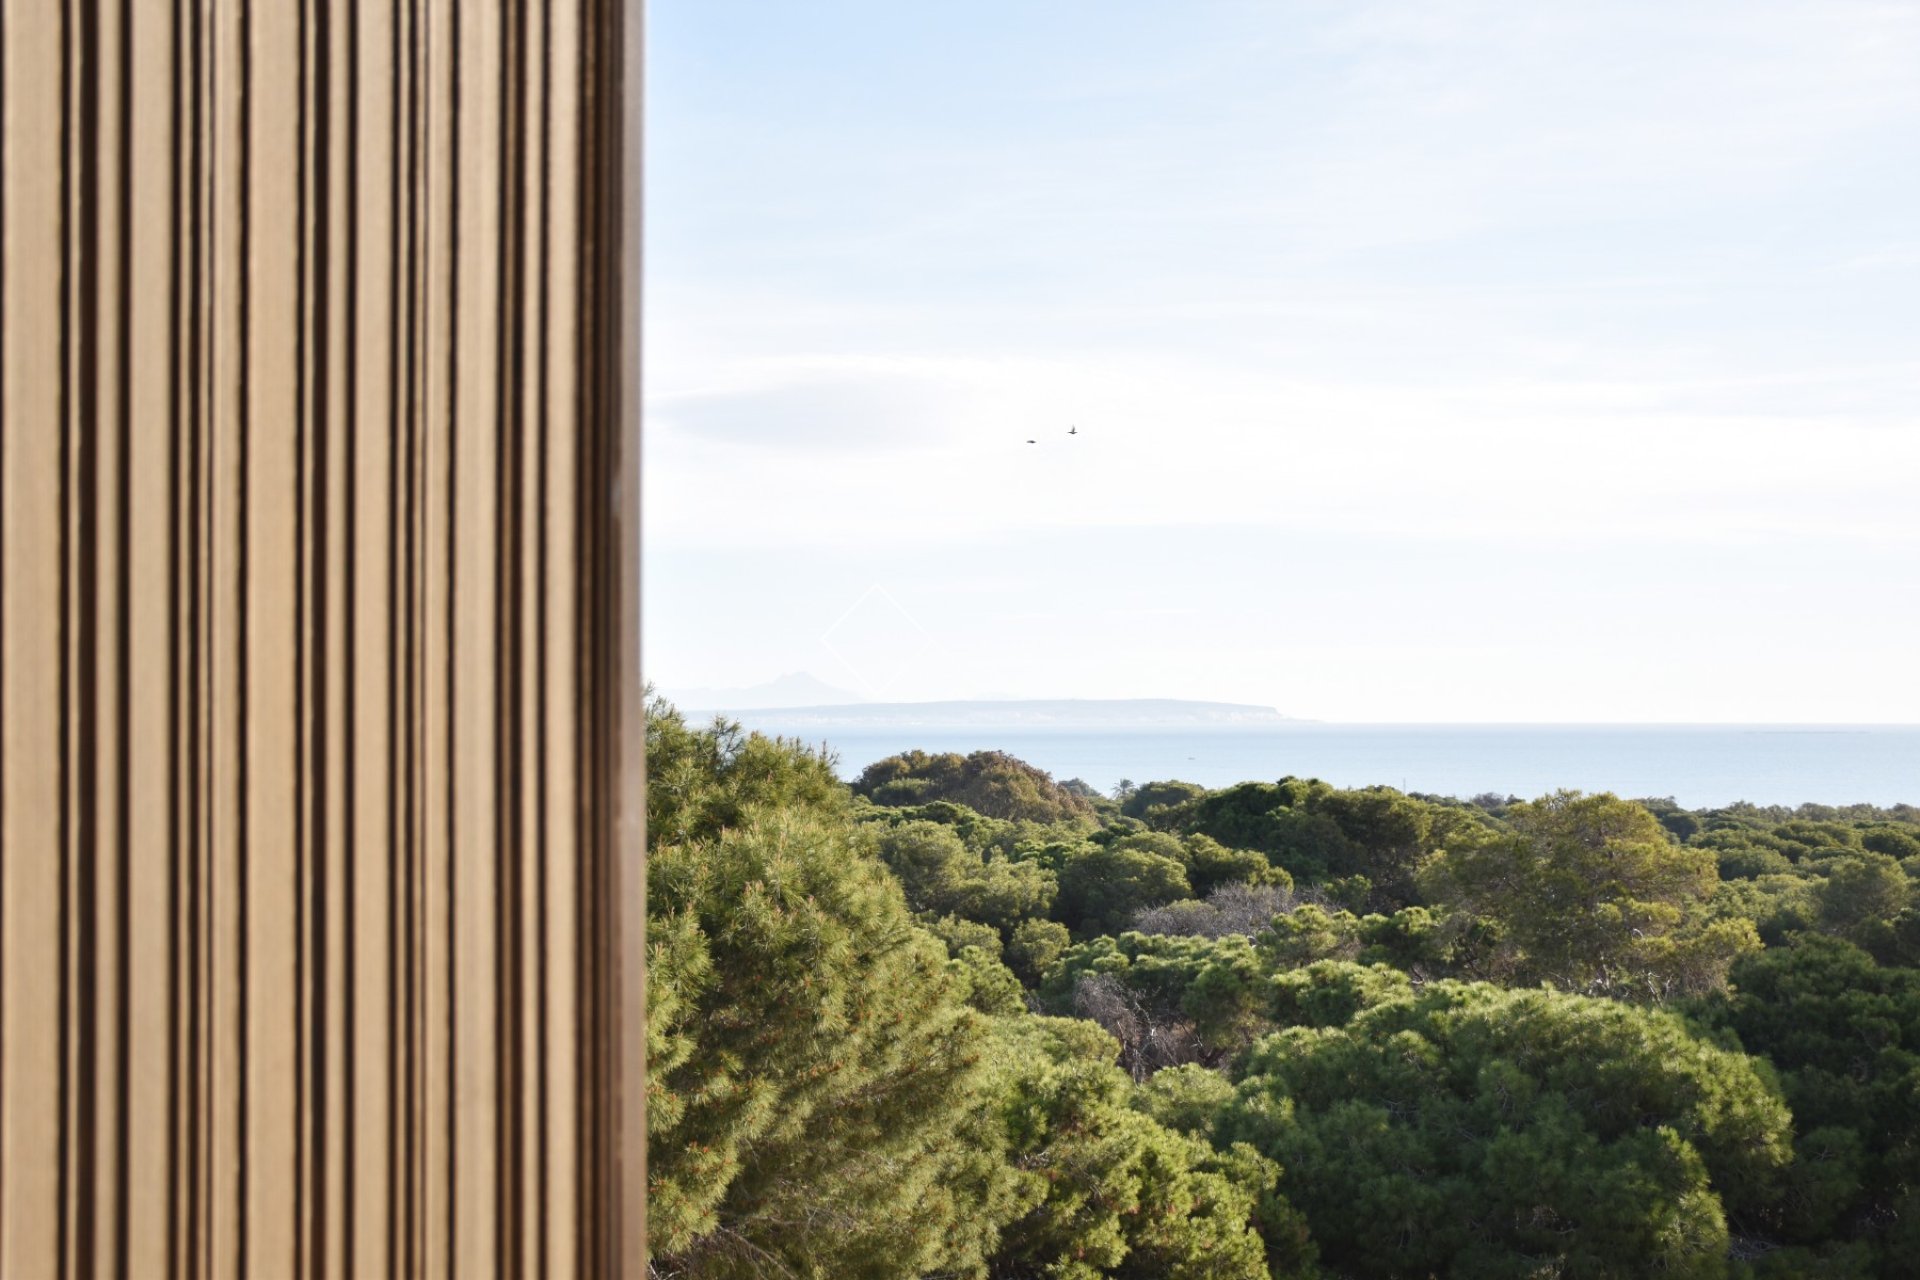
[340,3,363,1275]
[535,0,555,1268]
[235,0,256,1271]
[202,2,218,1268]
[292,0,311,1269]
[308,3,334,1274]
[112,4,137,1276]
[56,5,76,1276]
[164,7,185,1273]
[444,4,463,1270]
[380,3,405,1274]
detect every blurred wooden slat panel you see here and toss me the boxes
[0,1,641,1275]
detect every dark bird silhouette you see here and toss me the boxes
[1069,426,1077,435]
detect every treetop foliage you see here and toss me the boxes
[648,699,1920,1277]
[1422,790,1759,999]
[1689,937,1920,1269]
[648,703,1294,1277]
[854,748,1098,823]
[1223,983,1794,1279]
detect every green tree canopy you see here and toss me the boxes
[648,697,1920,1277]
[869,818,1058,936]
[648,703,1032,1277]
[1691,936,1920,1271]
[987,1016,1311,1280]
[1178,833,1290,898]
[1056,842,1193,937]
[1133,1063,1238,1139]
[1220,983,1794,1279]
[854,748,1097,823]
[649,808,1028,1276]
[1862,826,1920,860]
[1006,917,1072,988]
[1421,790,1758,998]
[1817,853,1911,943]
[1121,778,1210,821]
[1310,786,1445,906]
[1040,932,1274,1071]
[1265,959,1414,1030]
[646,694,846,847]
[1161,778,1463,907]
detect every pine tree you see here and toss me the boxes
[1221,982,1794,1278]
[647,703,1038,1277]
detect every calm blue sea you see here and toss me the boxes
[719,722,1920,810]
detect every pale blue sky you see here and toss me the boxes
[645,0,1920,722]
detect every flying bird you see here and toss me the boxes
[1026,439,1037,444]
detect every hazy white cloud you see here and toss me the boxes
[648,348,1920,548]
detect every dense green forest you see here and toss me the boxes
[646,697,1920,1279]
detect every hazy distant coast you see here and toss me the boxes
[686,697,1299,729]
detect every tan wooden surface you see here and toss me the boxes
[0,2,642,1274]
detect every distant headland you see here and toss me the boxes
[680,697,1299,729]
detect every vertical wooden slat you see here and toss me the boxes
[451,0,504,1269]
[124,1,181,1268]
[100,6,137,1272]
[543,10,584,1274]
[352,6,398,1277]
[318,5,353,1277]
[438,0,464,1271]
[337,5,369,1270]
[1,1,639,1273]
[238,0,298,1269]
[1,7,70,1273]
[419,2,456,1273]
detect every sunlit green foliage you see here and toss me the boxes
[1153,778,1475,909]
[1862,826,1920,860]
[1709,874,1821,947]
[647,703,1029,1277]
[649,705,1920,1276]
[1256,903,1365,967]
[1422,790,1759,997]
[1007,917,1073,987]
[1056,842,1193,937]
[648,808,1024,1276]
[869,818,1058,936]
[1121,778,1210,821]
[987,1016,1310,1280]
[920,912,1004,959]
[1134,1063,1238,1138]
[1265,960,1413,1030]
[648,706,1301,1278]
[1040,932,1272,1062]
[1222,983,1794,1279]
[949,946,1029,1016]
[855,748,1098,823]
[646,699,846,848]
[1180,833,1292,898]
[1251,901,1458,975]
